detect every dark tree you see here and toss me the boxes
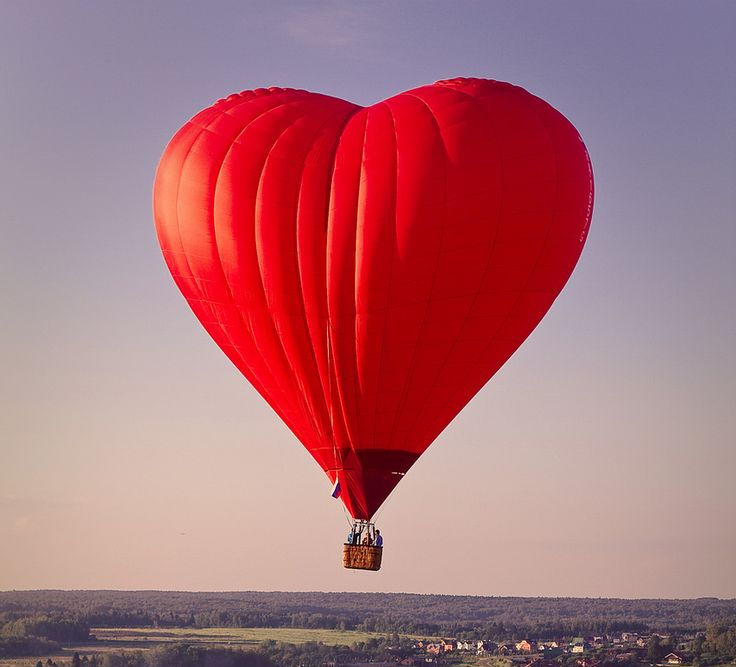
[647,636,664,662]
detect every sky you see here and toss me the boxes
[1,0,735,598]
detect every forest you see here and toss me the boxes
[2,591,736,637]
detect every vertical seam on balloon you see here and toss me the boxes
[328,111,369,463]
[368,102,399,453]
[243,99,362,453]
[257,110,342,445]
[325,110,369,519]
[325,111,368,460]
[185,95,293,343]
[292,105,362,454]
[248,103,330,439]
[382,91,450,451]
[318,107,364,513]
[293,122,333,447]
[205,100,302,375]
[208,100,314,439]
[396,85,508,447]
[348,107,373,456]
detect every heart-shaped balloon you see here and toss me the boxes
[153,78,593,520]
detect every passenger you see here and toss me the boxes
[362,530,373,546]
[375,530,383,548]
[346,529,355,545]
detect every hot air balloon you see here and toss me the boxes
[153,78,593,571]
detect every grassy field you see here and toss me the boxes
[92,626,402,646]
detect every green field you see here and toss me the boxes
[92,626,404,646]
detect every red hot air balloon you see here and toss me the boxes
[153,78,593,566]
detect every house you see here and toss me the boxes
[571,639,591,655]
[664,654,684,665]
[425,644,442,655]
[456,641,472,651]
[516,640,533,653]
[440,640,454,653]
[477,640,497,655]
[497,643,516,655]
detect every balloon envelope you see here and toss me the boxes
[153,78,593,520]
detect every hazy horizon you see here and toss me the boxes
[2,0,734,598]
[3,588,735,602]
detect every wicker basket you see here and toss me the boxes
[343,544,383,571]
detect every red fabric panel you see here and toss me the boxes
[153,79,594,520]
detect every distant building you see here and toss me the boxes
[571,639,591,655]
[664,653,684,665]
[516,640,533,653]
[477,641,497,655]
[440,640,454,653]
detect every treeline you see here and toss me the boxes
[1,614,90,641]
[0,636,61,658]
[0,614,90,658]
[2,591,735,636]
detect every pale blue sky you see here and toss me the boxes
[1,1,734,596]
